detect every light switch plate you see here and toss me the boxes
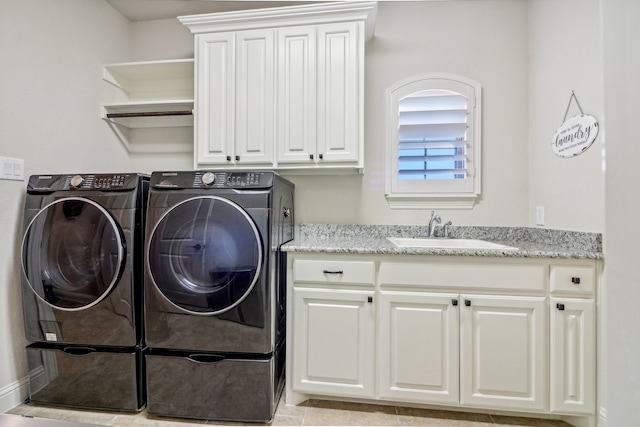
[536,206,545,226]
[0,157,25,181]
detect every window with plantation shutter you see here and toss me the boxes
[385,74,481,209]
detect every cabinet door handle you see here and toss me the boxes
[235,155,240,161]
[226,155,231,161]
[452,299,458,306]
[571,277,581,285]
[557,303,565,311]
[322,270,344,274]
[367,296,373,303]
[319,153,324,160]
[310,154,314,160]
[464,299,471,307]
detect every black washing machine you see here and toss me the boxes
[20,173,148,411]
[144,170,294,422]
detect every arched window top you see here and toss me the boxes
[385,73,481,209]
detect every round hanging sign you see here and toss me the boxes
[551,114,599,158]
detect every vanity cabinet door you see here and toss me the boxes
[378,291,459,404]
[292,287,375,398]
[460,295,547,412]
[550,298,595,414]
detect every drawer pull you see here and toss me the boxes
[557,303,565,311]
[322,270,344,275]
[571,277,581,285]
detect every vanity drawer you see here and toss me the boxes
[379,259,547,292]
[550,265,595,296]
[293,259,375,285]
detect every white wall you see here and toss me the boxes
[293,0,530,226]
[126,18,195,174]
[125,1,531,227]
[0,0,132,410]
[0,0,613,416]
[528,0,604,233]
[602,0,640,425]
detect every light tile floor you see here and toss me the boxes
[6,398,575,427]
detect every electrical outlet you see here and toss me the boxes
[536,206,545,226]
[0,157,25,181]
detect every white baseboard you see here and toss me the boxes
[0,376,29,413]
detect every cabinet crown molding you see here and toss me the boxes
[179,1,377,40]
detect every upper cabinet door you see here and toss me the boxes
[195,32,235,166]
[235,29,275,165]
[317,22,362,164]
[276,26,317,164]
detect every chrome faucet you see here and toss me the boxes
[428,211,441,238]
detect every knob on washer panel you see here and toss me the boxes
[201,172,216,185]
[70,175,84,188]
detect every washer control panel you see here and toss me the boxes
[151,171,274,189]
[27,174,140,192]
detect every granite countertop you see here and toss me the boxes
[282,224,603,260]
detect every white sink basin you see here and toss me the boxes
[387,237,518,250]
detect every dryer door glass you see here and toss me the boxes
[148,196,262,314]
[21,198,125,310]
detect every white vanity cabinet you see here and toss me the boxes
[378,258,547,412]
[292,287,375,397]
[549,265,597,415]
[286,252,599,421]
[290,258,376,398]
[459,294,546,411]
[180,2,376,172]
[378,292,546,411]
[378,290,460,404]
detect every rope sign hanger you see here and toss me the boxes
[551,91,599,158]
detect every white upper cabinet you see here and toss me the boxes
[276,26,317,164]
[194,30,274,167]
[180,1,377,173]
[194,32,234,165]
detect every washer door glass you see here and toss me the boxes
[21,198,125,311]
[148,196,262,314]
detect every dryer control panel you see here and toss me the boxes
[150,171,275,189]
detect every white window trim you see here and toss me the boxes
[385,73,482,209]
